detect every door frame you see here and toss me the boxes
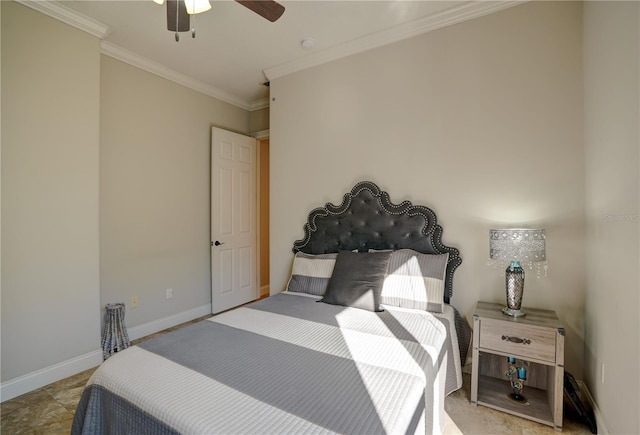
[256,135,270,298]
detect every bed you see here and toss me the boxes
[72,181,470,435]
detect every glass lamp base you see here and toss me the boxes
[502,307,526,318]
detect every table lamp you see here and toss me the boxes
[489,229,546,317]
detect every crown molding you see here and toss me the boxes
[15,0,260,111]
[17,0,523,111]
[15,0,110,39]
[264,0,523,81]
[101,42,255,111]
[249,98,270,111]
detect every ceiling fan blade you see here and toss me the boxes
[236,0,285,22]
[167,0,190,32]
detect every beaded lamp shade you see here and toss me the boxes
[489,229,546,318]
[489,229,546,264]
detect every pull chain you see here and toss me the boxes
[175,0,180,41]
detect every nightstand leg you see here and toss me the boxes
[470,315,480,405]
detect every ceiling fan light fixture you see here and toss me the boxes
[185,0,211,15]
[157,0,283,42]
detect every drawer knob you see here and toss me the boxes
[502,335,531,345]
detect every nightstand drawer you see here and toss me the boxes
[479,319,556,362]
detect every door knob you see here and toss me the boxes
[213,240,225,246]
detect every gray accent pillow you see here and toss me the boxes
[321,251,392,312]
[286,252,338,296]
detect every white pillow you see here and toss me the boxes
[379,249,449,312]
[285,252,337,296]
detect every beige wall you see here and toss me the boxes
[584,2,639,433]
[100,56,250,327]
[270,1,586,376]
[250,107,270,134]
[1,2,101,381]
[1,1,253,398]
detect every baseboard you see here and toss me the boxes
[126,303,212,341]
[0,349,103,403]
[0,304,212,403]
[578,380,609,435]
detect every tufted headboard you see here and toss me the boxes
[292,181,462,304]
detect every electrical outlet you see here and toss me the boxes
[131,296,138,308]
[166,288,173,299]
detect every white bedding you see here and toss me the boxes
[73,292,463,434]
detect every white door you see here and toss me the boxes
[211,127,257,314]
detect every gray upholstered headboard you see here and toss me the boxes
[292,181,462,304]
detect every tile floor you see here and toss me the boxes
[1,316,595,435]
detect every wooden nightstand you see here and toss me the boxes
[471,301,565,431]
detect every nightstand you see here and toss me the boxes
[471,301,565,431]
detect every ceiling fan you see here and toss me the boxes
[155,0,285,41]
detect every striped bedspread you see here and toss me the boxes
[72,292,463,434]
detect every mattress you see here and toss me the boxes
[72,292,463,434]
